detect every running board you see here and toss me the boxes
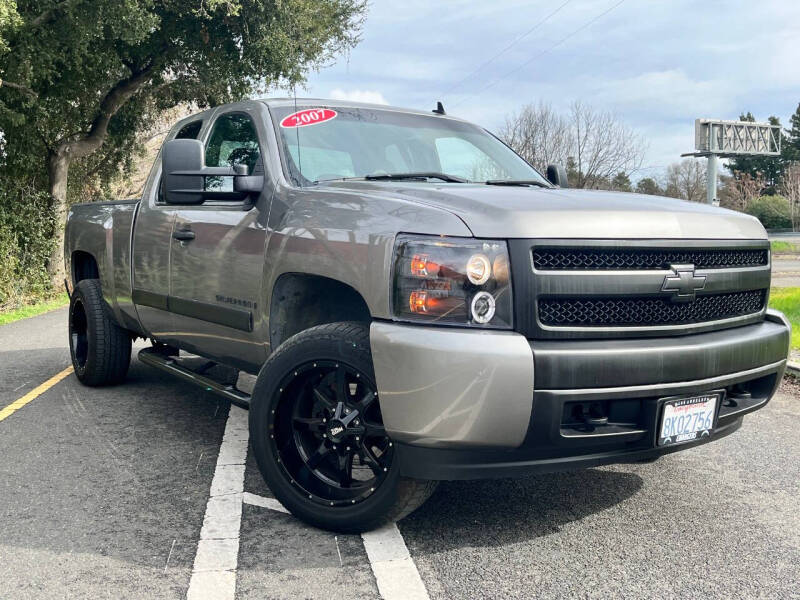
[138,347,251,409]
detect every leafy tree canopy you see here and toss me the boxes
[635,177,662,196]
[0,0,366,284]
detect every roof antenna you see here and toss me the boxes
[432,101,446,115]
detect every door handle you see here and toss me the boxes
[173,229,195,241]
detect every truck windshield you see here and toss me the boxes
[269,105,548,187]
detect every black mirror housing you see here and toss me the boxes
[546,164,569,188]
[163,139,206,205]
[162,139,264,205]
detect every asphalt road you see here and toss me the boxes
[1,308,799,599]
[772,256,800,288]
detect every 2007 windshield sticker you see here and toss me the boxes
[280,108,337,128]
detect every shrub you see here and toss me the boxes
[745,195,793,230]
[0,181,55,309]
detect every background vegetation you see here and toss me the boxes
[0,0,365,311]
[769,288,800,353]
[1,1,798,313]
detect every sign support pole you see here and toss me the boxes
[706,154,717,205]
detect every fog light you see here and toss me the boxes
[466,254,491,285]
[470,291,496,323]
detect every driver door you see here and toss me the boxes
[168,108,272,372]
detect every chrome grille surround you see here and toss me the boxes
[508,239,771,340]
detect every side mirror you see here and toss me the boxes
[546,164,568,188]
[162,139,264,205]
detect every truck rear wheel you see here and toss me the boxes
[68,279,132,386]
[249,322,437,533]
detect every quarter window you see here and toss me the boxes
[175,120,203,140]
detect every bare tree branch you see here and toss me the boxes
[780,163,800,232]
[500,100,647,189]
[664,159,706,202]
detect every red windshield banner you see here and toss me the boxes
[280,108,338,128]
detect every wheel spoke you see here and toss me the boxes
[359,446,384,476]
[336,452,353,487]
[364,422,386,437]
[358,391,377,413]
[292,416,325,433]
[305,442,332,470]
[334,365,348,402]
[312,386,336,411]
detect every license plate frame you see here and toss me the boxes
[657,391,723,447]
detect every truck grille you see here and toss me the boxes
[508,239,771,339]
[538,289,766,327]
[533,248,768,271]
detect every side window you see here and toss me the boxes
[175,120,203,140]
[205,113,261,174]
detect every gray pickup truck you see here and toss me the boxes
[65,98,791,532]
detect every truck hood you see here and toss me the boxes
[321,181,767,240]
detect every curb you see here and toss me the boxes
[787,361,800,379]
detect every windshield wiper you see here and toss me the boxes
[365,172,468,183]
[484,179,552,188]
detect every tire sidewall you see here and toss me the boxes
[249,324,403,532]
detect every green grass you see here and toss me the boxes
[0,293,69,326]
[771,240,800,255]
[769,287,800,351]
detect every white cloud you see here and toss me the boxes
[305,0,800,181]
[329,89,389,105]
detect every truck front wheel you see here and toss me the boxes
[68,279,132,386]
[249,322,437,533]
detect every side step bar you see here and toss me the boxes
[138,347,251,409]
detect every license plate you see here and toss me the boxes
[658,393,720,447]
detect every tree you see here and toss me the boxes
[780,162,800,231]
[727,112,786,193]
[611,171,632,192]
[635,177,662,196]
[664,159,706,202]
[569,101,646,189]
[784,103,800,164]
[500,100,647,189]
[500,101,572,173]
[0,0,366,286]
[719,171,765,212]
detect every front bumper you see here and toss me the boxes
[370,310,790,480]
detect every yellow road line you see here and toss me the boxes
[0,366,73,423]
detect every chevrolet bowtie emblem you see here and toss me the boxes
[661,264,706,302]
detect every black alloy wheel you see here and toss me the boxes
[70,298,89,370]
[272,360,393,507]
[249,322,438,533]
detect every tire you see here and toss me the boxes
[249,321,437,533]
[68,278,132,386]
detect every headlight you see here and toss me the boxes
[392,234,513,329]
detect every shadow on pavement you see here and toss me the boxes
[401,468,643,552]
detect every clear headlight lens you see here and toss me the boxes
[392,234,513,328]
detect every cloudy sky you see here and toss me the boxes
[296,0,800,180]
